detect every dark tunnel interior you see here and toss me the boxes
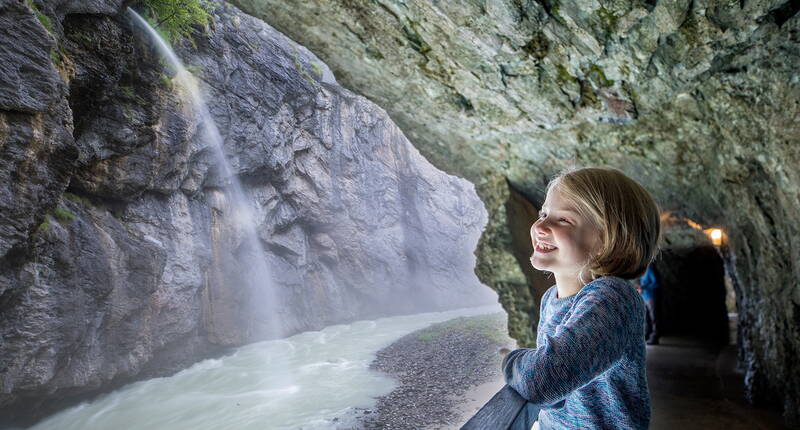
[655,245,731,345]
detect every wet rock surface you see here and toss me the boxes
[0,0,495,425]
[351,313,514,430]
[0,0,75,261]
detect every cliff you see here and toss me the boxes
[0,0,494,423]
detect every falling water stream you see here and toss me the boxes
[15,11,507,430]
[126,9,284,339]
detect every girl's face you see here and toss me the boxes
[529,186,602,280]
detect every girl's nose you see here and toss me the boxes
[531,219,550,237]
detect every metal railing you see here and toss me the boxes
[460,385,540,430]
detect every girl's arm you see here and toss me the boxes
[501,282,638,406]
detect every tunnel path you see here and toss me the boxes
[646,336,785,429]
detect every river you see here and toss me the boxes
[27,304,502,430]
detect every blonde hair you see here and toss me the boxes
[546,167,662,283]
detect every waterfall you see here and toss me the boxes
[126,9,285,342]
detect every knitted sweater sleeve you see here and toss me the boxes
[535,286,553,345]
[501,282,635,405]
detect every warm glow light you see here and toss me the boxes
[681,216,725,246]
[710,228,723,246]
[686,219,704,230]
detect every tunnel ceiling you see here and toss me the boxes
[230,0,800,425]
[230,0,800,213]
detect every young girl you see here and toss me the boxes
[502,167,661,430]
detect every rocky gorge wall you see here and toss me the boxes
[0,0,496,424]
[231,0,800,426]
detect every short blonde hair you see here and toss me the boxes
[546,167,662,283]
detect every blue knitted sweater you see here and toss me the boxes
[502,276,650,429]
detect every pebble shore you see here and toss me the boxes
[348,312,516,430]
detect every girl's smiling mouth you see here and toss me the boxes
[535,242,558,253]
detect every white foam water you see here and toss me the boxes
[28,305,503,430]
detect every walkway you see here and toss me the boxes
[647,337,785,429]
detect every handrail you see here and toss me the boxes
[460,385,540,430]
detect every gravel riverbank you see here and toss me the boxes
[349,312,517,430]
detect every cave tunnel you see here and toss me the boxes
[504,180,788,429]
[2,0,799,429]
[654,241,731,345]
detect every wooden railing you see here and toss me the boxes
[460,385,540,430]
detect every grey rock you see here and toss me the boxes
[50,0,125,18]
[0,0,61,113]
[64,13,193,200]
[0,0,496,425]
[0,0,75,262]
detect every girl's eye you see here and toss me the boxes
[538,213,569,224]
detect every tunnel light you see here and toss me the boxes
[701,227,725,246]
[710,228,723,246]
[675,213,726,247]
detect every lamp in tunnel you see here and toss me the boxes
[709,228,723,246]
[678,214,726,247]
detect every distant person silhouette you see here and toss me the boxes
[638,265,660,345]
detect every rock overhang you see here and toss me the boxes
[229,0,800,425]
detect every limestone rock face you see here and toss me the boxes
[230,0,800,425]
[0,0,75,261]
[0,0,494,424]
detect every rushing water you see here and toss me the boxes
[27,304,503,430]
